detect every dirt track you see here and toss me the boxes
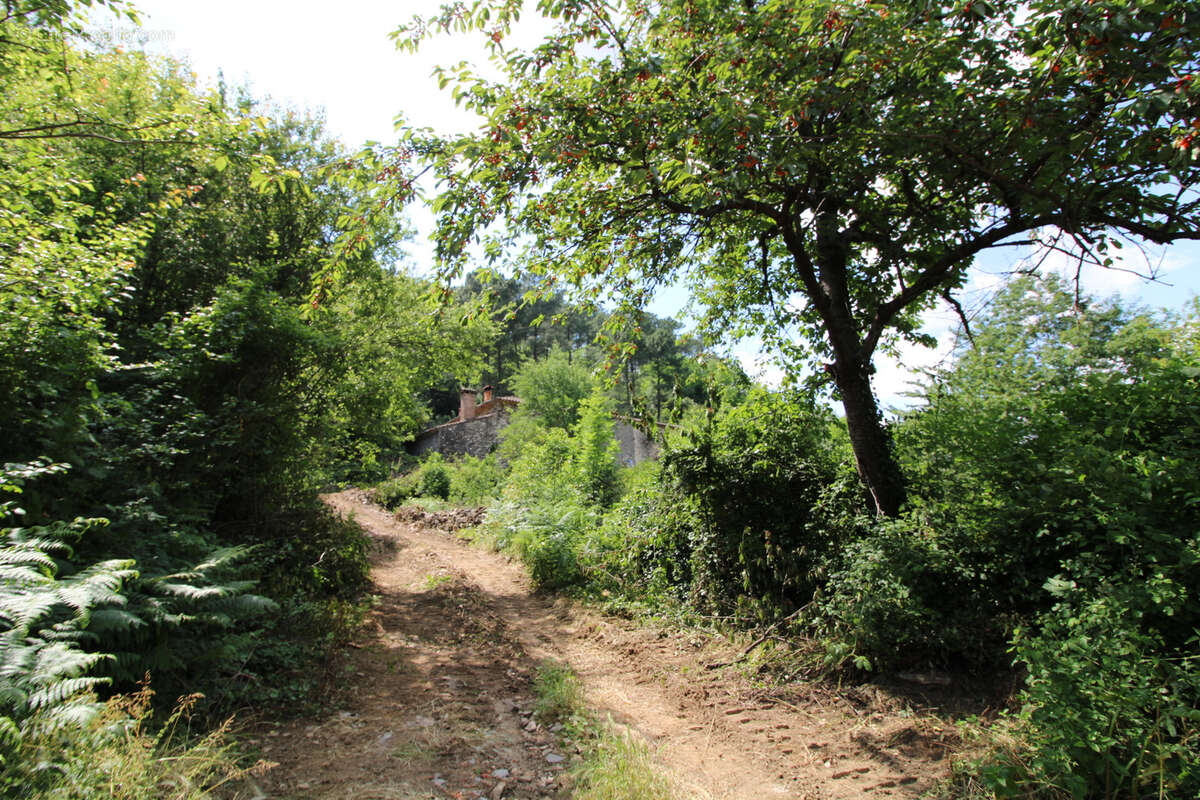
[251,491,960,799]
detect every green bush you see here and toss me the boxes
[977,575,1200,798]
[897,277,1200,628]
[477,430,596,590]
[418,453,452,500]
[813,515,999,671]
[480,498,596,591]
[448,454,505,505]
[571,390,621,507]
[663,389,865,623]
[889,278,1200,795]
[583,481,702,606]
[371,472,420,509]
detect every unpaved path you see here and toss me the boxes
[252,491,962,799]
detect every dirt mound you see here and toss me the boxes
[393,504,487,531]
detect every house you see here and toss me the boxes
[409,385,661,465]
[409,386,519,459]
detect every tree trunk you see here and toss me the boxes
[832,356,906,517]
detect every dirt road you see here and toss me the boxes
[252,491,959,799]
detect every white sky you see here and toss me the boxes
[94,1,1200,409]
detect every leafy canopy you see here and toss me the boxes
[399,0,1199,370]
[396,0,1199,515]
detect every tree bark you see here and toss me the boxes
[832,355,906,517]
[799,211,908,517]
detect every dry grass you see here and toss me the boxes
[11,686,271,800]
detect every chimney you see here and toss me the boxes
[482,385,494,404]
[459,387,477,421]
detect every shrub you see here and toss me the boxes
[571,391,621,507]
[370,472,419,509]
[812,515,1000,671]
[976,574,1200,798]
[418,459,452,500]
[663,389,865,623]
[448,454,505,505]
[583,482,702,606]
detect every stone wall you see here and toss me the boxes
[409,412,509,459]
[410,411,663,466]
[613,422,660,467]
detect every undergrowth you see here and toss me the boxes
[1,685,267,800]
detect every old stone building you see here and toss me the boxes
[409,385,661,465]
[409,386,520,459]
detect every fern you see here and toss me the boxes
[0,463,135,751]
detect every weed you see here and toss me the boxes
[2,685,269,800]
[422,572,454,590]
[533,660,585,725]
[572,729,675,800]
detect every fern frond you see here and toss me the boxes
[0,715,21,751]
[204,593,279,616]
[5,594,59,628]
[0,546,56,571]
[86,608,146,634]
[150,583,236,601]
[188,545,250,573]
[0,564,55,586]
[33,695,105,732]
[30,642,111,683]
[26,677,109,712]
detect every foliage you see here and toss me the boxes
[583,479,703,608]
[0,463,132,747]
[417,453,452,501]
[455,270,602,396]
[571,391,621,507]
[663,390,864,622]
[371,473,422,510]
[447,454,505,505]
[372,453,505,508]
[509,347,597,429]
[813,515,998,672]
[0,5,478,773]
[896,276,1200,633]
[1,686,263,800]
[398,0,1200,515]
[977,578,1200,799]
[311,273,494,481]
[483,428,596,590]
[877,277,1200,794]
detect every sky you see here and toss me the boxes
[89,1,1200,409]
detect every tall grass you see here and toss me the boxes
[3,686,268,800]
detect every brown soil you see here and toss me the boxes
[247,490,973,799]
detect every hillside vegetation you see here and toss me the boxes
[381,275,1200,798]
[0,5,489,795]
[3,1,1198,798]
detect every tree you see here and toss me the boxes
[397,0,1200,515]
[509,346,598,429]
